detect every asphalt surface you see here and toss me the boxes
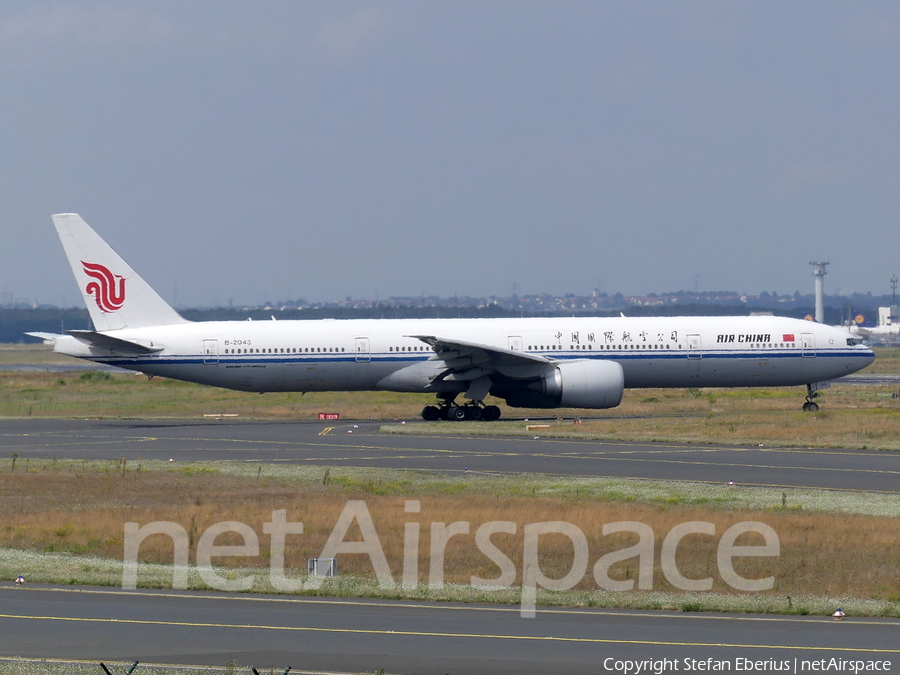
[2,419,898,672]
[1,418,899,492]
[1,585,898,673]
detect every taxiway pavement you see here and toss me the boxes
[0,418,898,492]
[1,420,898,670]
[1,585,897,674]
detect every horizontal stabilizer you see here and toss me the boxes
[67,330,163,353]
[25,332,66,344]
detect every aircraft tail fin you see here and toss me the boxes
[52,213,187,331]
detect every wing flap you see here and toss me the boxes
[409,335,550,369]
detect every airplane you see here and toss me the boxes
[29,214,875,420]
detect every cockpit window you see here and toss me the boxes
[846,338,860,346]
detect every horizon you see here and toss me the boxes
[4,285,896,313]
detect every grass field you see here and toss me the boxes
[0,459,898,617]
[2,345,899,450]
[1,344,898,620]
[0,660,244,675]
[383,383,900,449]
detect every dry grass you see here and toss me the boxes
[2,351,900,450]
[858,347,900,373]
[386,383,900,449]
[1,346,897,423]
[1,461,898,604]
[0,345,900,428]
[0,660,232,675]
[2,345,898,616]
[0,369,436,420]
[0,343,78,366]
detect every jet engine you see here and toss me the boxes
[504,359,624,409]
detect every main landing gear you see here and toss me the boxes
[421,396,501,422]
[802,383,820,412]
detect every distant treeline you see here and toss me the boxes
[2,308,94,344]
[3,303,870,344]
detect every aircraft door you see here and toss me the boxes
[801,333,816,357]
[355,337,371,363]
[687,334,702,359]
[203,339,219,365]
[508,336,523,351]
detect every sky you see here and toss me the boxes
[1,1,899,308]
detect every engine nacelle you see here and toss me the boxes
[506,359,624,409]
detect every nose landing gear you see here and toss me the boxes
[802,382,829,412]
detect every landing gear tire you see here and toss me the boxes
[424,398,500,422]
[421,405,441,421]
[449,406,468,421]
[802,383,826,413]
[483,405,501,421]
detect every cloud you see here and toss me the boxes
[0,5,172,62]
[310,7,390,64]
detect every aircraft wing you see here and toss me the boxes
[408,335,551,369]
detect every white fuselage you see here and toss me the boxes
[53,315,874,399]
[41,214,874,412]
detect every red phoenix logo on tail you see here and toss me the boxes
[81,261,126,313]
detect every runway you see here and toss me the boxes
[1,585,897,673]
[1,418,899,492]
[2,419,899,671]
